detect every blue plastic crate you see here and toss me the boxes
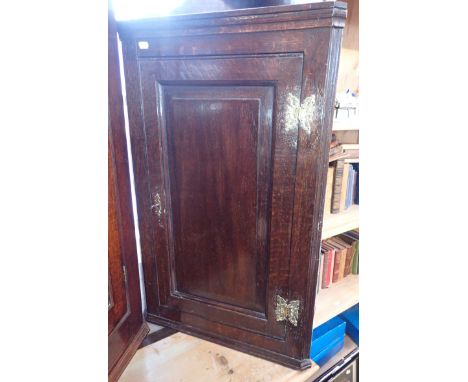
[339,304,359,345]
[310,316,346,359]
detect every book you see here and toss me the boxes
[344,149,359,159]
[350,167,356,208]
[328,237,352,279]
[342,230,359,275]
[342,229,359,240]
[340,163,350,211]
[352,246,359,274]
[321,247,333,288]
[318,249,325,290]
[342,143,359,160]
[353,163,359,205]
[337,234,357,276]
[323,166,334,215]
[324,240,347,282]
[321,242,336,285]
[317,249,324,295]
[331,159,345,213]
[345,165,354,209]
[329,151,349,162]
[329,144,343,157]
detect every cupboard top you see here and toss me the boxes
[117,1,346,39]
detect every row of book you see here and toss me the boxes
[316,229,359,294]
[324,161,359,215]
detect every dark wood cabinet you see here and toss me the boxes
[118,1,346,370]
[108,9,148,381]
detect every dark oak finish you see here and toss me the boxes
[119,1,345,369]
[165,84,272,313]
[108,8,148,381]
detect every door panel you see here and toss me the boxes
[138,54,303,340]
[165,85,272,314]
[108,149,130,334]
[108,8,148,381]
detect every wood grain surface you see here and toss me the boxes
[108,7,148,380]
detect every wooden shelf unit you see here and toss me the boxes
[313,275,359,329]
[322,205,359,240]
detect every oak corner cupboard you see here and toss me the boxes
[118,1,346,370]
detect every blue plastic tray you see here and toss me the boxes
[312,336,345,366]
[339,304,359,345]
[310,316,346,358]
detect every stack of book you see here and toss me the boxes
[316,230,359,294]
[324,161,359,215]
[341,144,359,161]
[329,142,347,162]
[328,134,359,163]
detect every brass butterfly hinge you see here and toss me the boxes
[275,295,300,326]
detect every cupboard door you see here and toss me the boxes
[108,9,148,381]
[134,54,312,365]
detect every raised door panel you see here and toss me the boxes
[138,55,303,344]
[165,85,272,315]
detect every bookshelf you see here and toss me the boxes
[315,1,360,368]
[322,205,359,240]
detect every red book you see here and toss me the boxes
[321,242,336,286]
[324,240,346,282]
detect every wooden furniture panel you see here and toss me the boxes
[108,8,148,381]
[165,85,273,314]
[108,149,130,334]
[137,54,303,344]
[119,1,346,369]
